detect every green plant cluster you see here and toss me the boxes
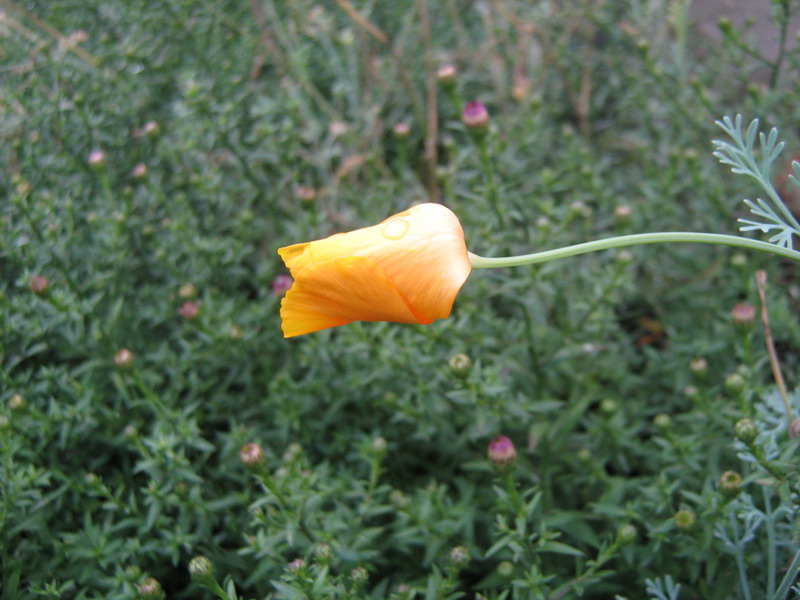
[3,1,800,598]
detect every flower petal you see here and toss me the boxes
[280,256,422,337]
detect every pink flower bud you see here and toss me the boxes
[132,163,148,179]
[271,274,293,296]
[393,122,410,138]
[462,101,489,131]
[114,348,135,369]
[88,150,105,168]
[488,435,516,466]
[239,443,265,467]
[178,301,200,320]
[29,275,49,295]
[437,64,457,86]
[731,303,755,326]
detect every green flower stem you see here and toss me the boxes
[468,232,800,269]
[772,543,800,600]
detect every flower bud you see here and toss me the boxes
[88,150,105,168]
[178,301,200,320]
[315,542,332,561]
[8,394,25,411]
[720,470,742,496]
[371,436,387,453]
[731,303,756,327]
[448,353,472,377]
[613,204,633,226]
[114,348,135,370]
[271,274,293,296]
[239,443,265,468]
[0,414,10,430]
[689,357,708,376]
[288,558,306,573]
[295,185,317,203]
[653,413,671,432]
[29,275,49,296]
[496,561,514,577]
[132,163,148,179]
[392,122,410,138]
[178,283,197,299]
[350,566,369,587]
[142,120,160,137]
[735,419,758,445]
[449,546,470,566]
[488,435,516,466]
[462,101,489,132]
[229,324,244,339]
[136,577,162,600]
[437,64,457,87]
[600,398,618,415]
[616,524,637,544]
[673,509,696,531]
[724,372,746,395]
[188,555,215,585]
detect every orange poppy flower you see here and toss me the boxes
[278,203,472,337]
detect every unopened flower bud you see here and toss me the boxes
[132,163,148,179]
[735,419,758,445]
[288,557,306,573]
[295,186,317,203]
[178,301,200,320]
[30,275,49,296]
[614,204,633,225]
[136,577,162,600]
[189,555,215,585]
[720,470,742,496]
[600,398,618,415]
[393,122,410,138]
[724,372,746,395]
[178,283,197,299]
[437,64,457,87]
[690,357,708,376]
[229,324,244,339]
[653,413,671,432]
[617,524,637,544]
[124,424,138,438]
[371,436,387,453]
[448,353,472,377]
[462,101,489,132]
[114,348,135,370]
[142,121,160,137]
[488,435,516,466]
[449,546,470,566]
[350,566,369,586]
[731,303,756,327]
[88,150,105,168]
[8,394,25,411]
[239,443,265,468]
[0,414,10,430]
[673,509,696,531]
[497,561,514,577]
[271,274,293,296]
[315,542,332,561]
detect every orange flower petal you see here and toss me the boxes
[278,203,471,337]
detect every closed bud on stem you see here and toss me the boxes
[448,353,472,377]
[731,303,755,328]
[488,435,516,467]
[689,357,708,377]
[616,524,637,544]
[136,577,162,600]
[288,558,306,573]
[239,443,265,468]
[315,542,332,562]
[132,163,148,179]
[350,566,369,587]
[653,413,671,432]
[179,301,200,320]
[9,394,25,411]
[735,418,758,444]
[178,283,197,299]
[673,509,696,531]
[720,470,742,497]
[295,186,317,203]
[600,398,618,415]
[188,556,215,586]
[88,150,105,168]
[30,275,49,296]
[449,546,470,566]
[437,64,457,87]
[724,372,746,395]
[393,122,410,138]
[272,274,293,296]
[462,101,489,133]
[114,348,135,370]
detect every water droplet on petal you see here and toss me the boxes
[382,219,409,240]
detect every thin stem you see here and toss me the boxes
[468,232,800,269]
[764,487,776,598]
[730,513,753,600]
[756,270,793,427]
[773,544,800,600]
[476,137,504,227]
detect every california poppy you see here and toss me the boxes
[278,203,471,337]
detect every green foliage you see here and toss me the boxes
[3,0,800,599]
